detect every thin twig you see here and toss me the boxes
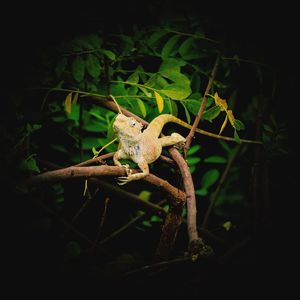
[91,197,110,253]
[184,53,221,156]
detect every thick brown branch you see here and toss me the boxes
[25,165,185,204]
[184,53,221,156]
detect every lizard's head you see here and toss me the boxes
[113,114,143,136]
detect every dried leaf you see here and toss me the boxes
[219,115,228,135]
[214,92,228,111]
[227,110,235,128]
[65,92,72,113]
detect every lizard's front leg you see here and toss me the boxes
[117,159,149,185]
[113,149,132,177]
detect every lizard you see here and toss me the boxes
[112,113,261,185]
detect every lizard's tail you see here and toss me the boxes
[144,114,262,144]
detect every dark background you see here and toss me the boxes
[2,1,298,294]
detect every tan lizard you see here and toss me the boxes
[113,113,260,185]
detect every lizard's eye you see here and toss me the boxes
[130,121,136,127]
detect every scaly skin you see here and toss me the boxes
[113,114,260,185]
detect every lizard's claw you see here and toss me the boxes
[117,176,130,185]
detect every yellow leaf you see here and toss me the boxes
[227,110,235,128]
[154,91,164,113]
[214,92,228,111]
[73,92,79,104]
[219,115,228,135]
[222,221,232,231]
[65,92,72,113]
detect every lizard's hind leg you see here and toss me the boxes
[159,133,186,149]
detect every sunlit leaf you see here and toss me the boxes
[85,54,101,78]
[136,98,147,117]
[204,155,227,164]
[159,58,186,74]
[65,92,72,113]
[161,83,191,100]
[127,72,139,84]
[219,115,228,135]
[154,91,164,113]
[161,34,180,59]
[72,56,85,82]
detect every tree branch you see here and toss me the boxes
[184,53,221,156]
[25,165,185,205]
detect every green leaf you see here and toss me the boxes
[234,130,241,143]
[66,103,80,121]
[138,86,152,97]
[20,156,40,173]
[101,49,116,60]
[161,83,191,100]
[159,58,186,74]
[179,37,194,57]
[127,72,139,84]
[187,144,201,156]
[161,34,180,59]
[72,56,85,82]
[263,124,273,133]
[85,34,102,48]
[92,147,98,156]
[204,155,227,164]
[234,119,245,131]
[186,157,201,165]
[138,190,151,201]
[85,54,101,78]
[195,188,208,196]
[150,215,163,223]
[201,169,220,189]
[136,98,147,117]
[51,144,68,153]
[147,29,168,47]
[180,102,191,124]
[185,99,201,115]
[142,220,152,228]
[219,140,231,154]
[161,71,190,85]
[202,106,221,122]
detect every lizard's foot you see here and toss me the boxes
[171,133,186,149]
[116,164,132,185]
[122,164,132,176]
